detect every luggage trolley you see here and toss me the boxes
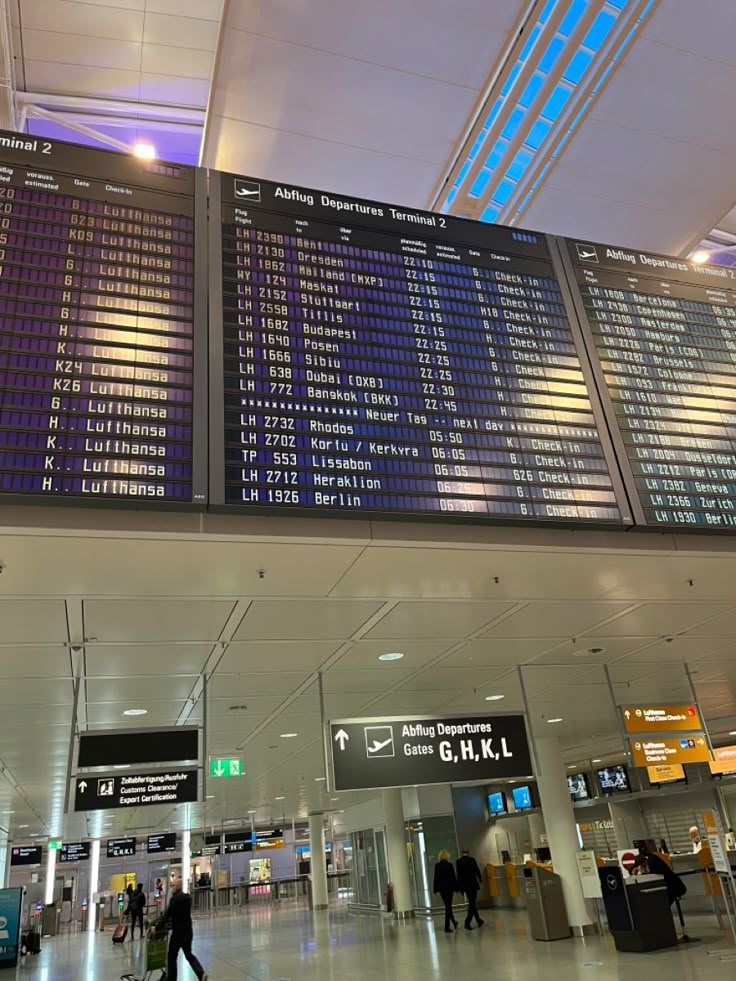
[121,920,168,981]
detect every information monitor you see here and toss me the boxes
[209,173,630,526]
[562,238,736,530]
[0,130,207,506]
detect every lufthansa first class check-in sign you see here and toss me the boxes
[329,714,532,792]
[209,172,628,526]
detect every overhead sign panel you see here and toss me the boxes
[9,846,42,866]
[59,842,90,863]
[622,704,701,733]
[78,727,199,768]
[630,735,710,766]
[562,237,736,531]
[209,171,629,527]
[0,129,207,507]
[709,745,736,776]
[646,764,686,785]
[107,837,136,858]
[329,714,532,791]
[74,768,198,812]
[147,833,177,854]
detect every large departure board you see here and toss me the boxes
[209,173,629,525]
[0,131,206,506]
[562,239,736,530]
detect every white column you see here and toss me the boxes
[534,736,594,934]
[309,812,328,910]
[181,830,191,893]
[44,845,56,905]
[87,840,100,932]
[382,789,414,918]
[527,812,546,849]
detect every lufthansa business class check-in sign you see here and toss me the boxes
[329,714,532,791]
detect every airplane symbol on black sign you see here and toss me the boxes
[575,243,599,263]
[234,179,261,202]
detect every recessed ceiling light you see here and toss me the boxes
[485,694,505,701]
[19,824,28,829]
[331,798,339,802]
[248,809,257,814]
[315,777,326,782]
[378,652,404,662]
[123,708,147,717]
[113,765,130,770]
[280,733,298,739]
[567,764,576,769]
[547,718,563,724]
[275,796,285,801]
[691,249,710,264]
[592,759,602,763]
[206,795,215,800]
[133,142,155,160]
[730,732,736,736]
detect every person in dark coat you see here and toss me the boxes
[433,850,459,932]
[633,851,687,905]
[456,848,484,930]
[161,876,208,980]
[129,883,146,940]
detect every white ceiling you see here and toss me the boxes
[2,511,736,843]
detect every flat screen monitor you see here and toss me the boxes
[597,764,630,794]
[512,785,533,810]
[567,772,590,801]
[488,791,507,815]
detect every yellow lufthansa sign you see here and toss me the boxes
[646,763,685,785]
[630,734,710,766]
[622,704,701,733]
[709,745,736,776]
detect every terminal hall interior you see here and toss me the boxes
[4,0,736,979]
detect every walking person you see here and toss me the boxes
[162,876,208,981]
[130,883,146,940]
[433,850,459,933]
[456,848,484,930]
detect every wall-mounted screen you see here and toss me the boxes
[0,129,207,508]
[512,785,533,810]
[488,791,508,815]
[567,772,590,801]
[597,765,630,794]
[209,172,629,527]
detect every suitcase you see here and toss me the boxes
[112,923,128,944]
[21,929,41,955]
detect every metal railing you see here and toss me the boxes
[191,871,351,915]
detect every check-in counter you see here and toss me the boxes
[505,862,526,910]
[668,849,733,914]
[486,864,510,908]
[599,867,677,952]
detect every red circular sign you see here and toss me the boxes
[620,850,637,872]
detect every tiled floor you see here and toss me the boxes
[12,905,736,980]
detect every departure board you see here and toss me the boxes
[0,131,206,506]
[562,239,736,530]
[209,173,629,525]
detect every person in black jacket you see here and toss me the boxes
[433,850,459,932]
[129,883,146,940]
[456,848,484,930]
[632,851,687,905]
[161,877,208,981]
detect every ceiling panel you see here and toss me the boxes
[333,640,453,671]
[86,676,195,702]
[322,669,413,694]
[364,601,514,639]
[0,679,74,705]
[0,647,70,678]
[20,0,144,39]
[369,690,465,712]
[210,673,310,698]
[438,637,553,667]
[143,12,220,49]
[85,644,212,677]
[23,30,142,71]
[218,641,339,673]
[617,636,727,663]
[479,602,634,639]
[532,637,648,664]
[233,600,383,641]
[85,700,185,725]
[399,667,508,692]
[208,695,287,716]
[84,600,234,642]
[585,603,730,638]
[0,600,68,643]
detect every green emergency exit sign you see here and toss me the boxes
[210,758,243,779]
[48,839,62,850]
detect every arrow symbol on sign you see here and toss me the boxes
[624,710,631,719]
[79,781,88,793]
[214,762,225,777]
[335,729,349,751]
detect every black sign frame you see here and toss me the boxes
[9,845,43,866]
[59,842,90,863]
[74,768,198,812]
[78,727,200,768]
[146,833,177,854]
[107,837,136,858]
[327,712,533,792]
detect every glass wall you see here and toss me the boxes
[407,816,459,911]
[350,828,389,909]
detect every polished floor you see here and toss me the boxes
[12,905,736,980]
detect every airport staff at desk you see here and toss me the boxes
[688,826,703,854]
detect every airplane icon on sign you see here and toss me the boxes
[364,726,395,759]
[575,243,599,263]
[234,179,261,202]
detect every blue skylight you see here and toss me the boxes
[440,0,648,220]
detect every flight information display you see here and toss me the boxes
[563,239,736,530]
[0,130,206,506]
[210,173,628,524]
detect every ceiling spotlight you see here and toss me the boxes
[248,809,257,814]
[206,795,215,800]
[567,764,577,769]
[331,798,340,802]
[315,777,326,782]
[547,718,563,724]
[275,796,285,801]
[123,708,147,717]
[378,652,404,662]
[592,758,602,763]
[485,694,505,701]
[691,249,710,265]
[280,733,298,739]
[133,143,155,160]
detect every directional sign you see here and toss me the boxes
[59,842,90,863]
[630,734,711,767]
[74,768,198,812]
[210,758,242,779]
[329,714,532,792]
[622,704,701,734]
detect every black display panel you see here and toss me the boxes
[0,130,207,507]
[107,837,136,858]
[147,833,176,854]
[562,238,736,530]
[59,841,90,862]
[78,727,199,767]
[209,173,629,526]
[10,845,42,865]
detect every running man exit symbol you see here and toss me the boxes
[210,758,243,779]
